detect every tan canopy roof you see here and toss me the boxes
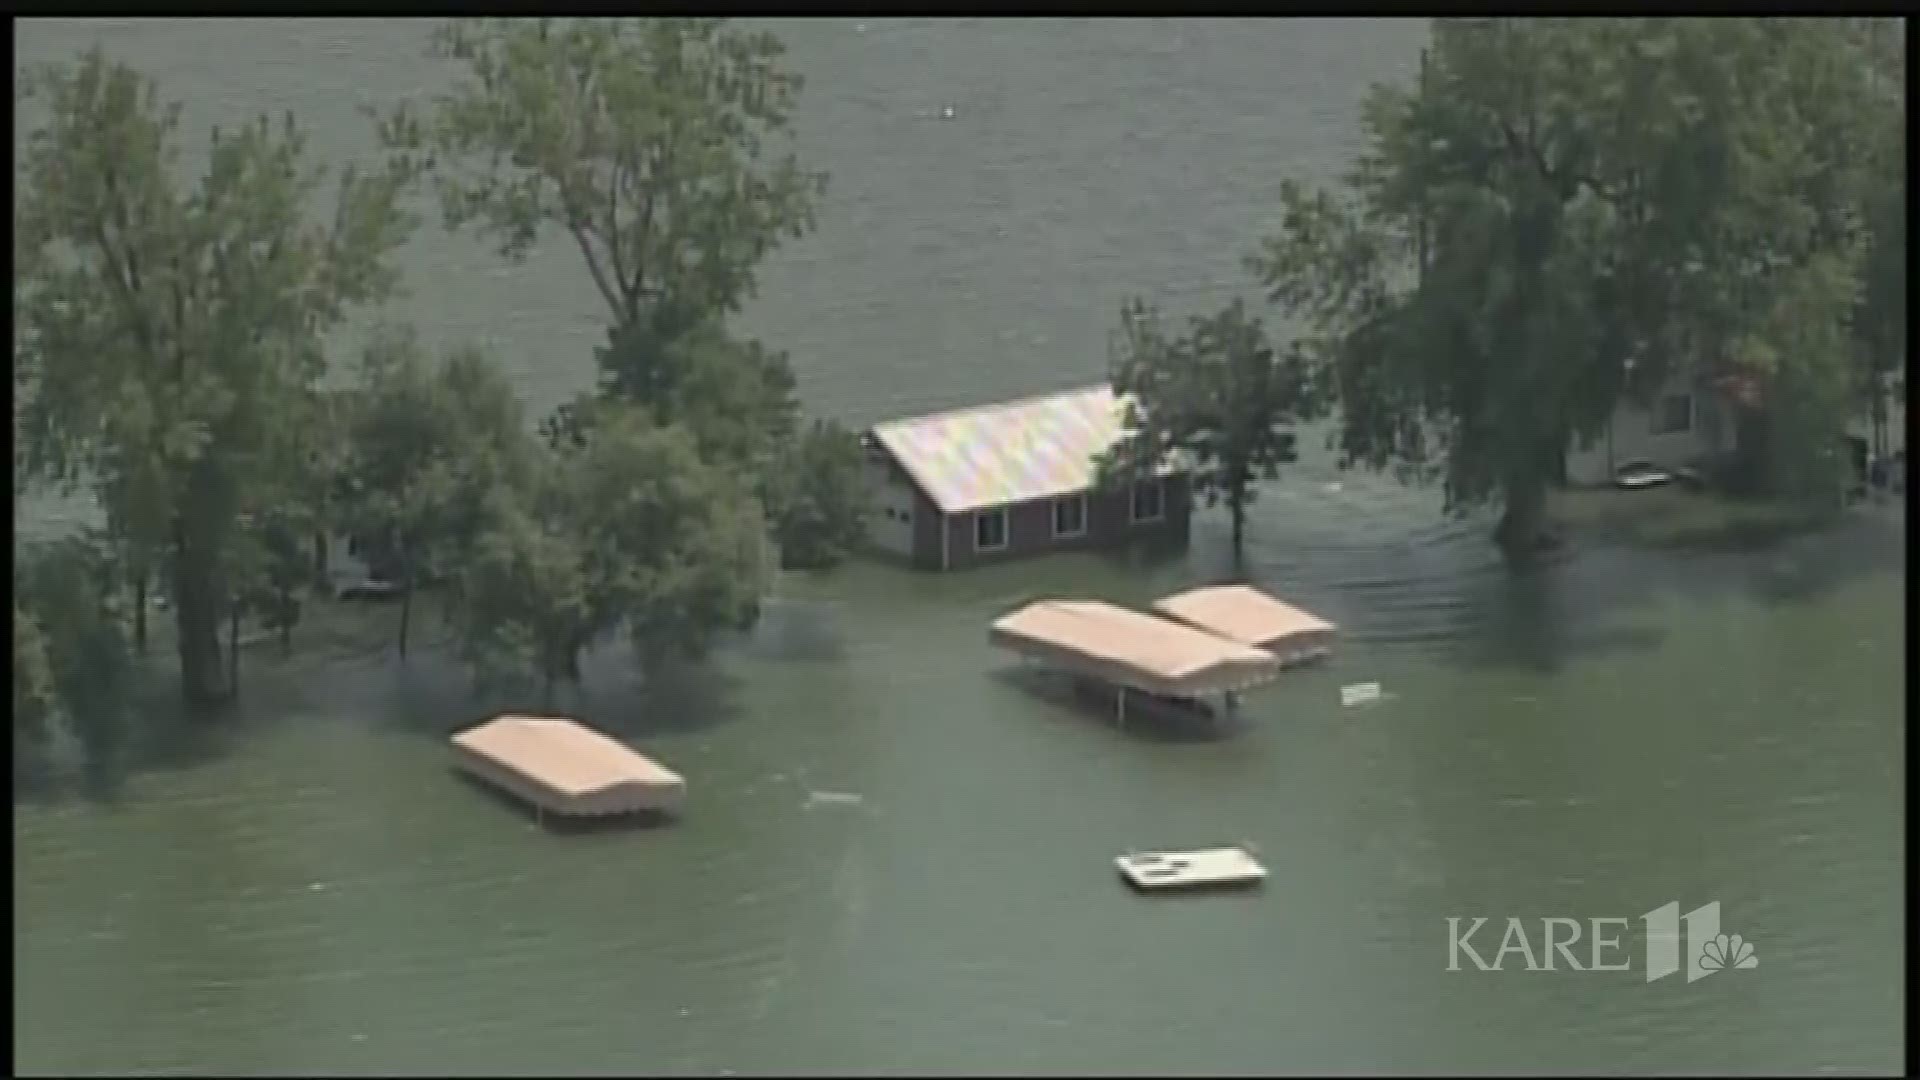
[452,716,685,817]
[990,599,1280,698]
[1151,585,1337,651]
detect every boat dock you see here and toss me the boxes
[1151,584,1337,668]
[990,599,1282,724]
[451,715,685,823]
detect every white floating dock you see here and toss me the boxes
[1115,846,1268,892]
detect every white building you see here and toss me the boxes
[1565,371,1737,487]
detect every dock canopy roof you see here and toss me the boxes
[1151,585,1337,652]
[990,599,1281,698]
[452,716,685,817]
[867,385,1183,514]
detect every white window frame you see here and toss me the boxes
[1051,494,1088,539]
[1652,392,1694,436]
[1130,479,1165,524]
[973,507,1009,552]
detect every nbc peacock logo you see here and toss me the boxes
[1644,901,1759,983]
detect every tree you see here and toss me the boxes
[378,18,822,354]
[444,402,767,698]
[766,419,868,571]
[336,328,530,659]
[14,539,139,786]
[380,18,866,572]
[14,600,62,784]
[15,50,416,707]
[1848,19,1906,463]
[1099,298,1322,555]
[1248,19,1893,559]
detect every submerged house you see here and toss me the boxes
[1566,365,1907,491]
[1564,369,1738,487]
[861,385,1192,570]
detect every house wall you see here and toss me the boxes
[1565,375,1734,487]
[929,474,1193,570]
[317,531,376,592]
[863,452,918,559]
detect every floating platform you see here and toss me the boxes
[1116,847,1268,892]
[1152,584,1337,668]
[451,715,685,820]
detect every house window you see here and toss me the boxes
[1130,479,1165,523]
[974,508,1009,552]
[1653,392,1693,436]
[1052,494,1088,539]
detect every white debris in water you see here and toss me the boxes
[678,1007,692,1018]
[308,881,328,892]
[939,104,957,120]
[803,789,864,810]
[351,1033,367,1043]
[1340,682,1382,707]
[854,22,867,32]
[1324,481,1343,493]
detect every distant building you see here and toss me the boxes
[1564,370,1739,487]
[861,385,1192,570]
[1565,365,1907,490]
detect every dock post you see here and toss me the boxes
[1118,687,1128,732]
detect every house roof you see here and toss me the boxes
[867,384,1178,514]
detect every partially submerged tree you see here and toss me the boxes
[1099,298,1322,555]
[14,599,63,784]
[443,402,767,698]
[766,419,869,571]
[1248,18,1896,559]
[337,328,529,659]
[14,539,139,785]
[379,18,866,572]
[15,50,416,706]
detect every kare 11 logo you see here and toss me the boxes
[1446,900,1758,983]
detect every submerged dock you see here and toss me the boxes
[990,599,1282,724]
[1151,585,1337,668]
[451,715,685,822]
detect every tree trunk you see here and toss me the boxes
[132,568,149,653]
[312,531,329,590]
[1494,472,1554,565]
[171,520,231,710]
[397,570,413,661]
[1229,497,1246,556]
[228,600,242,700]
[279,584,295,655]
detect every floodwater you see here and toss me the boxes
[12,18,1906,1076]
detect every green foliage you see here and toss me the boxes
[335,327,531,656]
[768,419,869,571]
[384,18,865,577]
[13,600,62,781]
[444,402,768,696]
[376,17,823,335]
[1099,297,1322,551]
[14,540,139,782]
[1247,19,1899,558]
[15,49,416,705]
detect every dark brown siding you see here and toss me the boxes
[910,485,946,569]
[934,474,1192,570]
